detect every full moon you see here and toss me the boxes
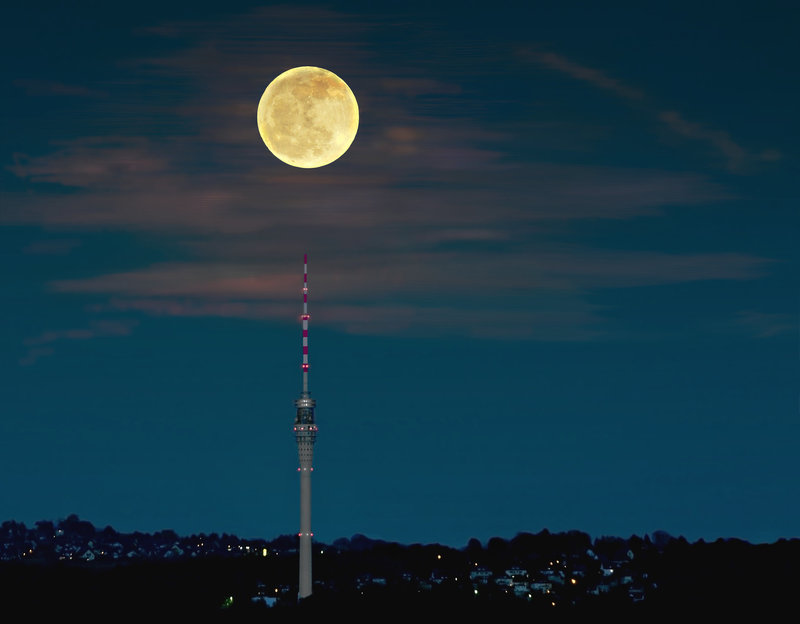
[257,66,359,168]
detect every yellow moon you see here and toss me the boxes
[257,66,359,168]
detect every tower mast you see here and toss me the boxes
[294,253,317,600]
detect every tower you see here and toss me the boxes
[294,253,317,600]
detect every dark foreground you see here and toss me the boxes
[0,554,792,622]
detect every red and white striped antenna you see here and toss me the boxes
[293,252,316,600]
[301,253,310,394]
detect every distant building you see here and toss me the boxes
[470,567,492,584]
[530,582,553,594]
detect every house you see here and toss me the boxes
[505,567,528,579]
[628,587,645,602]
[530,582,552,594]
[251,596,277,607]
[470,567,492,584]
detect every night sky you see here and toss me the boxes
[2,1,798,548]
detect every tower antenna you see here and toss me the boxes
[293,253,317,600]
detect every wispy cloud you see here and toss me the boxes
[3,135,726,236]
[46,249,772,341]
[529,51,646,101]
[88,297,607,341]
[49,250,773,301]
[732,310,797,338]
[20,319,139,366]
[9,137,171,189]
[658,111,782,171]
[522,49,781,172]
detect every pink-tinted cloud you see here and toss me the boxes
[4,135,725,239]
[318,302,608,341]
[44,248,772,342]
[99,298,295,322]
[51,263,296,299]
[50,250,769,302]
[24,319,138,346]
[9,137,170,189]
[89,297,606,342]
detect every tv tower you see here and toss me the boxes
[293,253,317,600]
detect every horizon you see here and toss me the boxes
[3,513,793,548]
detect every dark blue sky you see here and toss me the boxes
[2,1,798,547]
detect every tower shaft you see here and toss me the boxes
[294,253,317,600]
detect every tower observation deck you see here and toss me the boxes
[294,253,317,600]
